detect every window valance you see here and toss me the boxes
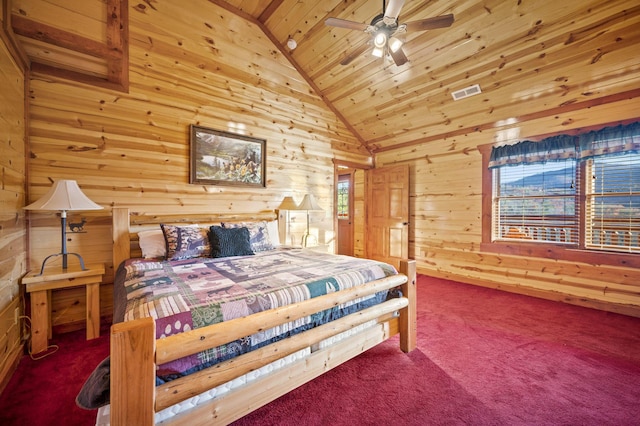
[577,122,640,159]
[488,122,640,168]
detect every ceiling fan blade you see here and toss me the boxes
[390,46,409,66]
[325,17,369,31]
[340,43,371,65]
[384,0,406,21]
[405,14,454,32]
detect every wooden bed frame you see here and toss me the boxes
[108,207,416,425]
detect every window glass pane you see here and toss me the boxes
[494,159,577,243]
[586,152,640,252]
[337,181,349,219]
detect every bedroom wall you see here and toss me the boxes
[375,97,640,316]
[15,0,640,330]
[22,1,369,328]
[0,8,27,392]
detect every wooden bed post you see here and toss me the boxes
[399,259,417,352]
[112,207,131,269]
[111,317,156,426]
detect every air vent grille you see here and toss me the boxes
[451,84,482,101]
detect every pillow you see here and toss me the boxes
[266,220,280,246]
[137,229,166,259]
[161,224,211,261]
[222,221,275,252]
[209,226,254,258]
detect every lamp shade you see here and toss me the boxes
[297,194,323,211]
[277,196,299,210]
[24,180,103,212]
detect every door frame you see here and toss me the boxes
[337,169,355,256]
[333,160,372,255]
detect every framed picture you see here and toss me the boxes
[190,125,266,187]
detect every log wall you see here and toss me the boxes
[0,6,27,392]
[24,0,369,328]
[375,98,640,316]
[6,0,639,334]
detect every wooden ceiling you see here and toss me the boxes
[9,0,640,154]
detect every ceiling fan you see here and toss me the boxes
[325,0,454,66]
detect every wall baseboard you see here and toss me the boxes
[417,267,640,318]
[0,343,24,396]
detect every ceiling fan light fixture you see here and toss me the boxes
[389,37,403,52]
[324,1,455,66]
[373,32,387,48]
[371,46,385,58]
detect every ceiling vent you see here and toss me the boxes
[451,84,482,101]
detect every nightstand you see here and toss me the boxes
[22,263,105,354]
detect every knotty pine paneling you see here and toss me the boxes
[376,96,640,315]
[11,0,108,42]
[0,26,26,393]
[25,0,365,327]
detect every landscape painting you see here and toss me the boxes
[190,125,266,187]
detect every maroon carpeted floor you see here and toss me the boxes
[1,275,639,425]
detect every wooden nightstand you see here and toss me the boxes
[22,263,105,354]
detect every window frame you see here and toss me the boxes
[478,127,640,270]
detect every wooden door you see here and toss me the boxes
[337,171,354,256]
[366,164,409,269]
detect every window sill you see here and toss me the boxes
[480,241,640,269]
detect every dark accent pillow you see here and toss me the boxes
[222,221,275,252]
[209,225,254,258]
[161,224,211,261]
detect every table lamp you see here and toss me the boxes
[24,180,103,275]
[297,194,323,247]
[277,196,300,245]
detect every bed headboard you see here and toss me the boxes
[112,207,278,268]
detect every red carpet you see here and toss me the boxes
[0,323,110,426]
[1,275,639,425]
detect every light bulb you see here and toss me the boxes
[287,38,297,50]
[389,37,403,53]
[373,32,387,48]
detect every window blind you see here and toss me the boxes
[586,152,640,253]
[494,159,579,244]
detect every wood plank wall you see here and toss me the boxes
[0,8,27,392]
[375,98,640,316]
[23,0,370,329]
[8,0,640,334]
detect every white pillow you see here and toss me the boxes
[266,220,280,246]
[138,229,166,258]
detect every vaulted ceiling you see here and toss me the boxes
[9,0,640,154]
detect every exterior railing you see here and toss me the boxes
[498,216,640,253]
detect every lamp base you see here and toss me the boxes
[301,233,318,248]
[37,252,87,276]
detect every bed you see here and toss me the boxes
[92,207,416,425]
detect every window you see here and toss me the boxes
[484,122,640,258]
[586,152,640,253]
[494,159,578,244]
[337,179,349,219]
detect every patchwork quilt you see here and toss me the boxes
[113,248,398,382]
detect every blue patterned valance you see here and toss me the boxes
[577,122,640,159]
[488,134,577,168]
[489,122,640,169]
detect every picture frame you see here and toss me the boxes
[190,125,266,187]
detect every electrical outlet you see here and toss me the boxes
[14,307,20,325]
